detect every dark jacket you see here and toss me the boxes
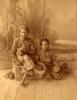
[12,37,36,63]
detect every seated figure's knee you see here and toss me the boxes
[51,71,64,80]
[48,64,63,80]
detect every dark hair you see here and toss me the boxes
[40,38,49,46]
[20,25,30,33]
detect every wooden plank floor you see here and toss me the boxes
[0,61,77,100]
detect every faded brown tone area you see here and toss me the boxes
[0,1,77,100]
[0,0,77,40]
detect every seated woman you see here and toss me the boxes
[12,26,36,85]
[36,39,64,80]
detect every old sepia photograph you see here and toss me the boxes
[0,0,77,100]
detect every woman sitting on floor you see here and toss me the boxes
[35,38,64,80]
